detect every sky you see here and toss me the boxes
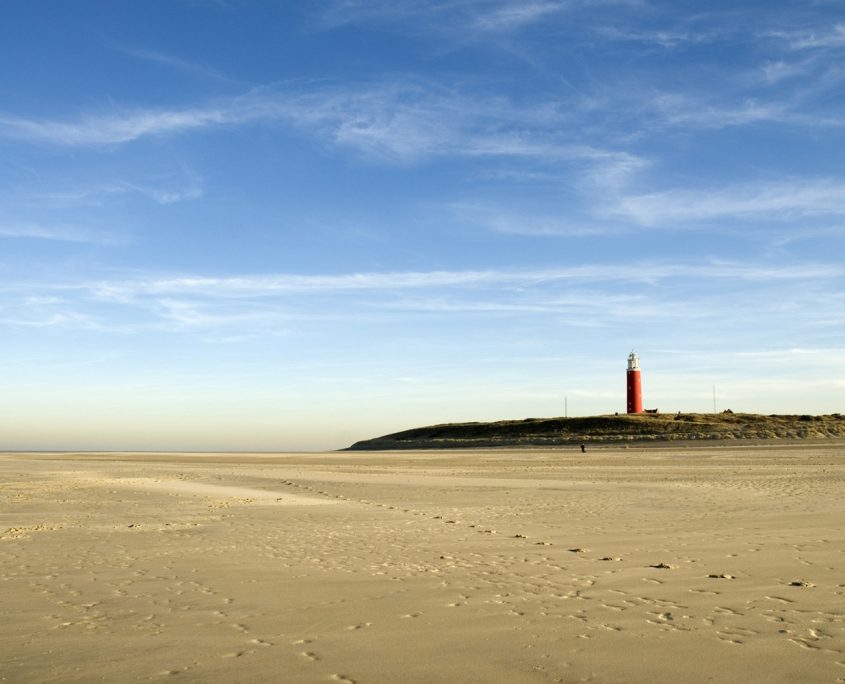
[2,1,844,451]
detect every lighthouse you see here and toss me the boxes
[626,351,643,414]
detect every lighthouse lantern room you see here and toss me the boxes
[626,351,643,414]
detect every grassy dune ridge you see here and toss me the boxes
[346,412,845,450]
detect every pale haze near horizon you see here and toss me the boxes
[1,2,844,451]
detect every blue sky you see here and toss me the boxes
[2,1,844,450]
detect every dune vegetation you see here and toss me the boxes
[346,412,845,450]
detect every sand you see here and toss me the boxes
[1,445,843,683]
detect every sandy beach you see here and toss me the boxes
[1,445,843,683]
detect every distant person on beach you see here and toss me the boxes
[580,443,586,453]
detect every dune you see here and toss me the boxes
[346,412,845,449]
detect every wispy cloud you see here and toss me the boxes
[31,176,203,206]
[119,46,236,83]
[6,9,836,164]
[3,259,842,343]
[0,309,100,329]
[152,298,291,329]
[766,224,845,249]
[90,270,517,301]
[0,84,436,152]
[0,81,634,169]
[319,1,566,32]
[2,71,838,185]
[760,58,816,84]
[647,93,792,129]
[112,179,203,205]
[319,0,638,35]
[449,202,611,236]
[608,179,845,227]
[84,261,844,303]
[273,82,601,164]
[595,25,725,49]
[0,222,124,245]
[472,2,566,32]
[768,24,845,51]
[370,290,691,320]
[0,104,243,146]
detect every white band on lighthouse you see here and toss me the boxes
[627,351,640,371]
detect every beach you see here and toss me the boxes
[1,445,843,683]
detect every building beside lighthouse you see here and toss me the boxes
[626,351,643,414]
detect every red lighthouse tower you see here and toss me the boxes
[627,351,643,414]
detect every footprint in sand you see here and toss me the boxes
[155,668,189,677]
[330,675,356,684]
[708,573,735,579]
[788,580,815,587]
[764,595,794,604]
[649,563,675,569]
[221,650,253,658]
[600,603,626,612]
